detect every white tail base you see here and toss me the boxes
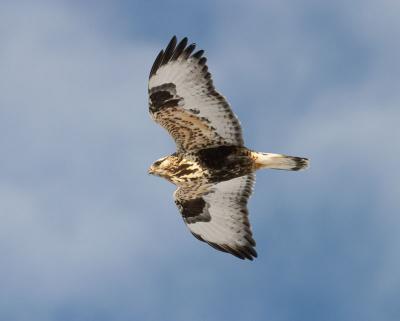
[252,152,309,171]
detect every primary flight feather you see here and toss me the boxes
[148,36,309,260]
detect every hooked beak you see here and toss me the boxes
[148,166,155,175]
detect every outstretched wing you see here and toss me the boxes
[148,36,243,152]
[174,174,257,260]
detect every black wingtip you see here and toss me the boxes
[168,35,177,47]
[149,49,164,79]
[172,37,188,60]
[192,49,204,59]
[183,43,196,58]
[161,36,177,65]
[191,232,257,261]
[233,245,258,261]
[198,57,207,65]
[149,36,209,79]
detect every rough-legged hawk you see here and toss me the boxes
[148,36,309,260]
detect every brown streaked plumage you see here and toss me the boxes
[148,36,309,260]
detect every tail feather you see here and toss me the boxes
[253,152,309,171]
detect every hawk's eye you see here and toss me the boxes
[154,160,163,166]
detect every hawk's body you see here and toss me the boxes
[152,146,255,185]
[148,36,309,260]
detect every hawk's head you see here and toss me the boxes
[149,154,201,184]
[148,155,178,179]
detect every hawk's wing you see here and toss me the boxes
[148,36,243,152]
[174,174,257,260]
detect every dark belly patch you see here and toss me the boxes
[195,146,253,182]
[196,145,238,169]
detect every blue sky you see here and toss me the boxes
[1,1,399,320]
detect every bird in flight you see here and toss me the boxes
[148,36,309,260]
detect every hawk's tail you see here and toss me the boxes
[252,152,309,171]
